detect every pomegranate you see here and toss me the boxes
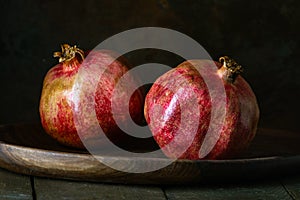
[39,44,144,148]
[144,56,259,160]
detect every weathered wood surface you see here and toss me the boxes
[164,181,293,200]
[0,123,299,184]
[0,168,32,200]
[282,176,300,200]
[0,166,300,199]
[34,177,166,200]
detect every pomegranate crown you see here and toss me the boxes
[53,44,85,63]
[219,56,243,83]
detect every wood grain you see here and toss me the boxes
[0,123,299,184]
[34,177,166,200]
[282,175,300,200]
[0,168,32,200]
[164,181,292,200]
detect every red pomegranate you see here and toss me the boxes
[144,56,259,160]
[39,44,144,148]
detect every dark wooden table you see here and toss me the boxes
[1,167,299,200]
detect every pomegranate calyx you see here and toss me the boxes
[218,56,243,83]
[53,44,85,63]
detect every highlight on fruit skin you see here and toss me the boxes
[144,56,259,160]
[39,44,144,149]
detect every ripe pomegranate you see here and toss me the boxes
[144,56,259,160]
[39,44,144,148]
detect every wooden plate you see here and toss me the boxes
[0,123,299,184]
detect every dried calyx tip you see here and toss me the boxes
[53,44,85,63]
[219,56,243,83]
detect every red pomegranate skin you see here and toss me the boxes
[39,47,143,148]
[144,59,259,160]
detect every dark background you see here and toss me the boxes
[0,0,299,132]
